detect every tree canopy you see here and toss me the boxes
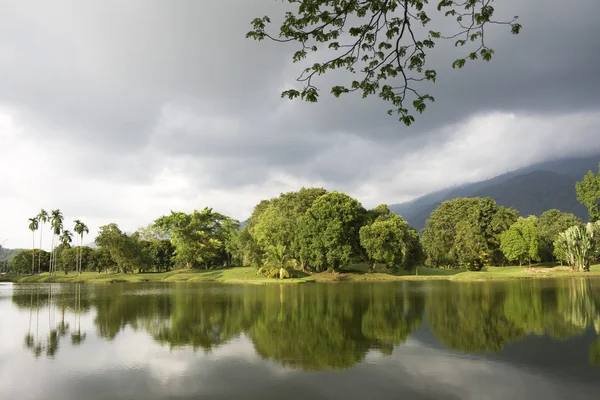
[359,210,422,271]
[499,216,540,266]
[576,163,600,222]
[537,209,582,262]
[296,191,367,271]
[247,0,521,125]
[421,197,517,269]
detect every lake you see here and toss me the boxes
[1,278,600,399]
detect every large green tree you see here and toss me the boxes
[576,163,600,222]
[537,209,582,262]
[95,223,146,273]
[10,250,50,275]
[296,191,367,271]
[153,208,238,269]
[250,187,327,262]
[139,239,176,272]
[88,247,115,273]
[359,211,421,272]
[421,197,517,269]
[499,216,540,266]
[247,0,521,125]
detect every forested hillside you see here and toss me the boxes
[391,155,599,230]
[0,248,24,263]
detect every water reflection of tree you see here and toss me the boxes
[14,284,90,359]
[248,283,425,370]
[11,279,600,369]
[23,287,44,359]
[65,283,426,370]
[71,284,87,346]
[426,278,600,364]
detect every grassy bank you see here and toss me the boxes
[3,263,600,284]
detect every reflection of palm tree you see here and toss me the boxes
[46,329,59,358]
[24,287,45,359]
[71,284,86,346]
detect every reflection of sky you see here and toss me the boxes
[1,283,600,400]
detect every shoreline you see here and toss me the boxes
[2,265,600,284]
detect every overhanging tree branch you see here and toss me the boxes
[247,0,521,126]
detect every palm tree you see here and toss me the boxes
[555,221,600,272]
[260,244,297,279]
[28,217,39,275]
[37,209,48,274]
[49,209,64,275]
[73,220,89,274]
[59,230,73,274]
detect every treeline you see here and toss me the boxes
[11,163,600,276]
[236,188,424,276]
[419,163,600,272]
[421,198,595,271]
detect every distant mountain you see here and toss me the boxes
[390,154,600,231]
[0,248,24,263]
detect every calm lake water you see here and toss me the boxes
[1,279,600,399]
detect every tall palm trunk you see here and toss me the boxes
[50,234,55,275]
[38,222,43,274]
[49,235,53,275]
[79,233,84,274]
[77,234,81,274]
[31,231,35,275]
[49,235,52,274]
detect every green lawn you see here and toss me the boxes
[2,263,600,284]
[0,267,309,284]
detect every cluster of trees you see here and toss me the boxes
[13,279,600,369]
[12,164,600,276]
[418,197,593,270]
[22,209,89,275]
[419,164,600,271]
[421,197,517,270]
[235,188,424,276]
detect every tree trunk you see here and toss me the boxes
[38,224,43,274]
[31,231,35,275]
[49,235,53,275]
[79,234,83,274]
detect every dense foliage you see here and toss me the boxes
[499,216,540,266]
[421,197,517,270]
[10,162,600,276]
[247,0,521,125]
[576,163,600,222]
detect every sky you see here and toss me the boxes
[1,0,600,249]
